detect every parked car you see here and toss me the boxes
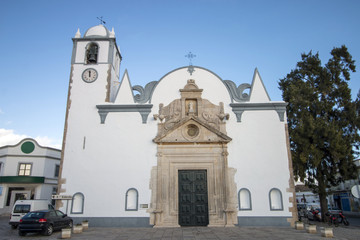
[18,209,72,236]
[9,200,54,229]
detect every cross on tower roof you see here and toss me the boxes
[97,16,106,25]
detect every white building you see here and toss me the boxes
[328,159,360,212]
[58,24,297,227]
[0,138,60,215]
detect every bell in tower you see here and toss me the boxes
[86,43,98,64]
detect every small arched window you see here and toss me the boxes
[71,192,84,214]
[269,188,283,211]
[125,188,138,211]
[86,43,99,64]
[238,188,252,210]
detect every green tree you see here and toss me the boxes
[279,45,358,220]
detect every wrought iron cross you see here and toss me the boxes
[185,52,196,65]
[185,52,196,75]
[97,16,106,25]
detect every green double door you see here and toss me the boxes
[178,170,209,226]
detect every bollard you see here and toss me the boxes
[321,227,333,238]
[295,221,304,230]
[307,224,317,234]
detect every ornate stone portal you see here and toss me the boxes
[149,80,238,227]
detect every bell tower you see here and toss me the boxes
[70,25,122,103]
[57,25,122,205]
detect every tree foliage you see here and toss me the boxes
[279,45,358,217]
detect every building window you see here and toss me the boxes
[18,163,32,176]
[238,188,252,210]
[125,188,138,211]
[51,187,57,206]
[71,192,84,214]
[85,43,99,64]
[269,188,283,211]
[0,162,3,176]
[54,165,60,177]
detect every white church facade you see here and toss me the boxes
[58,24,297,227]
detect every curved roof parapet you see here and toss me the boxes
[131,66,251,104]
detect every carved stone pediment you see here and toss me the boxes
[153,117,232,143]
[153,79,231,143]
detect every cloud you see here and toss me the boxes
[34,136,62,149]
[0,129,28,146]
[0,129,62,149]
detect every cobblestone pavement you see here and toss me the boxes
[1,217,360,240]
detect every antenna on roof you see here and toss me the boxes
[97,16,106,25]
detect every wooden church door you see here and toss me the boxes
[178,170,209,226]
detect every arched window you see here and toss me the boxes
[86,43,99,64]
[71,192,84,214]
[125,188,138,211]
[269,188,283,211]
[238,188,252,210]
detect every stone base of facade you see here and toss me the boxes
[237,216,291,226]
[70,216,292,227]
[70,217,153,228]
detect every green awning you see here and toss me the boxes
[0,176,45,183]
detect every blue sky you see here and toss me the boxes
[1,0,359,148]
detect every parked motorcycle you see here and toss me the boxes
[326,211,349,227]
[337,211,350,226]
[308,208,321,221]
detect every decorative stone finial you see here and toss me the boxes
[75,28,81,38]
[110,27,115,38]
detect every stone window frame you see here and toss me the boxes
[71,192,85,214]
[238,188,252,211]
[269,188,283,211]
[125,188,139,211]
[18,163,32,176]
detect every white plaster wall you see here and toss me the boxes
[151,67,231,112]
[61,110,157,217]
[62,58,157,216]
[37,184,55,200]
[1,156,45,177]
[43,159,60,179]
[227,109,292,217]
[61,64,292,219]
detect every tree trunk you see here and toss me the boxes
[317,173,328,222]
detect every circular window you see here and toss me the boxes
[187,124,199,137]
[21,141,35,154]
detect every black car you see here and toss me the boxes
[18,209,73,236]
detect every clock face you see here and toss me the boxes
[82,68,98,83]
